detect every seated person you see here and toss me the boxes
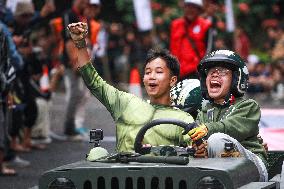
[67,22,193,152]
[187,50,268,181]
[247,61,273,94]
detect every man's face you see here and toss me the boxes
[184,3,201,21]
[143,58,177,104]
[84,4,100,19]
[205,66,232,104]
[204,0,219,16]
[75,0,88,11]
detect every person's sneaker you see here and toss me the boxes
[31,137,52,145]
[49,131,67,141]
[75,127,88,135]
[4,156,30,168]
[67,134,88,142]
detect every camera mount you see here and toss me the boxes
[89,129,104,147]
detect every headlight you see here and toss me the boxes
[48,177,76,189]
[196,176,225,189]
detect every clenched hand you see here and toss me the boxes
[67,22,88,49]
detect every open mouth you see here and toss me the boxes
[149,83,158,89]
[210,80,221,89]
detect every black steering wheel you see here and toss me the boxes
[134,119,197,155]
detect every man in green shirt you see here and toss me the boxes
[187,50,268,181]
[66,22,193,152]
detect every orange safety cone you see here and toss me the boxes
[129,67,142,98]
[40,65,50,92]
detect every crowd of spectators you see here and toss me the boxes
[0,0,283,176]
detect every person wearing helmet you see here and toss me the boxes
[170,79,203,119]
[65,22,194,152]
[170,0,212,79]
[187,50,268,181]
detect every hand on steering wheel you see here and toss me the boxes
[134,119,198,155]
[188,123,208,141]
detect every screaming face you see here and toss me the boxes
[205,66,232,104]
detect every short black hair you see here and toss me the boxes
[144,48,180,79]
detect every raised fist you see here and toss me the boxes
[67,22,88,48]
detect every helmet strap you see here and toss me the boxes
[222,93,232,106]
[220,72,236,106]
[229,94,236,105]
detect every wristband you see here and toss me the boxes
[74,39,87,49]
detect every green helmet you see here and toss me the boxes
[197,50,249,99]
[170,79,203,116]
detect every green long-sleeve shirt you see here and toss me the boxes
[196,97,267,166]
[79,62,193,152]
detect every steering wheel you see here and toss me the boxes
[134,118,197,155]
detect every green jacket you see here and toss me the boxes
[79,63,193,152]
[196,97,267,166]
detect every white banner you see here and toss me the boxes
[133,0,153,31]
[225,0,235,32]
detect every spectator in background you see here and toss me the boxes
[0,19,28,154]
[11,1,54,36]
[11,1,35,35]
[107,22,125,85]
[264,26,279,55]
[170,0,212,80]
[137,31,154,73]
[8,3,55,149]
[56,0,89,140]
[271,23,284,62]
[124,29,139,71]
[263,23,284,101]
[248,55,282,102]
[92,24,110,82]
[0,18,31,173]
[247,59,272,95]
[75,0,103,133]
[202,0,224,52]
[0,21,17,176]
[234,27,250,61]
[29,24,64,145]
[0,0,14,25]
[84,0,109,81]
[214,36,228,50]
[10,24,50,151]
[269,62,283,101]
[51,0,104,140]
[83,0,101,48]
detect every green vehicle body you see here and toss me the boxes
[39,119,284,189]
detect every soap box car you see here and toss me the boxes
[39,119,284,189]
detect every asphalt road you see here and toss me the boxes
[0,91,283,189]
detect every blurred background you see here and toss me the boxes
[2,0,284,100]
[0,0,283,188]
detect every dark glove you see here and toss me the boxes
[193,140,208,158]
